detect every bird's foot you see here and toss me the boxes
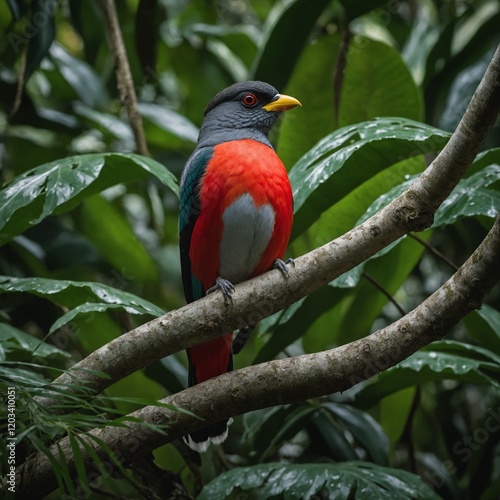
[206,277,235,304]
[273,258,295,278]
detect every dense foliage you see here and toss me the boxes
[1,0,499,498]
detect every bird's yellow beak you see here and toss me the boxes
[263,93,301,112]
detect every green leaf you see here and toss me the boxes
[198,462,439,500]
[0,153,178,245]
[336,37,423,128]
[378,387,417,447]
[206,38,248,82]
[69,433,91,498]
[309,155,426,247]
[332,234,429,346]
[242,404,317,461]
[276,34,340,169]
[354,341,500,410]
[138,102,198,151]
[401,4,441,85]
[25,0,56,82]
[467,148,500,176]
[0,323,70,360]
[0,362,50,387]
[438,47,492,132]
[50,43,109,109]
[6,0,24,21]
[288,118,449,238]
[77,194,158,283]
[0,276,165,333]
[433,164,500,227]
[350,160,500,232]
[48,302,152,334]
[464,305,500,355]
[29,435,68,494]
[322,402,390,465]
[311,410,359,461]
[277,35,424,170]
[73,102,134,147]
[253,286,345,364]
[251,0,330,90]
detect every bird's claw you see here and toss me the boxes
[206,277,235,304]
[273,258,295,278]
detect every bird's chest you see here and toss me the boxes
[198,140,291,283]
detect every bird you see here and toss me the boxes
[178,80,301,452]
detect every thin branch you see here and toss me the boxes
[332,28,351,129]
[99,0,149,156]
[363,272,406,317]
[34,43,500,410]
[15,215,500,498]
[408,233,459,271]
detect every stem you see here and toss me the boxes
[363,272,405,317]
[99,0,150,156]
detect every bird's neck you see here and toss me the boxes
[197,123,273,149]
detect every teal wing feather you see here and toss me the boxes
[179,147,214,303]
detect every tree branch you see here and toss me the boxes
[35,43,500,409]
[16,215,500,498]
[99,0,149,156]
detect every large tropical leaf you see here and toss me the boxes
[316,401,390,464]
[138,102,198,151]
[0,153,178,245]
[24,0,56,82]
[354,341,500,410]
[0,323,70,362]
[251,0,330,90]
[198,461,439,500]
[0,276,165,334]
[77,194,158,283]
[464,305,500,355]
[242,404,318,462]
[277,35,424,170]
[433,164,500,227]
[50,43,109,109]
[287,118,449,238]
[346,158,500,232]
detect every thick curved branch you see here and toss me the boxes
[100,0,149,156]
[36,43,500,408]
[16,215,500,498]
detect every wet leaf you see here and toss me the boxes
[354,341,500,410]
[0,153,178,245]
[288,118,449,238]
[0,276,165,333]
[198,461,439,499]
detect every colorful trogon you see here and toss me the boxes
[179,81,301,452]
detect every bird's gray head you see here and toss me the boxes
[197,81,301,148]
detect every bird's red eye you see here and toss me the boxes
[242,93,258,107]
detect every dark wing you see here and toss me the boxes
[179,147,214,303]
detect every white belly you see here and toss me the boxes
[219,193,275,283]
